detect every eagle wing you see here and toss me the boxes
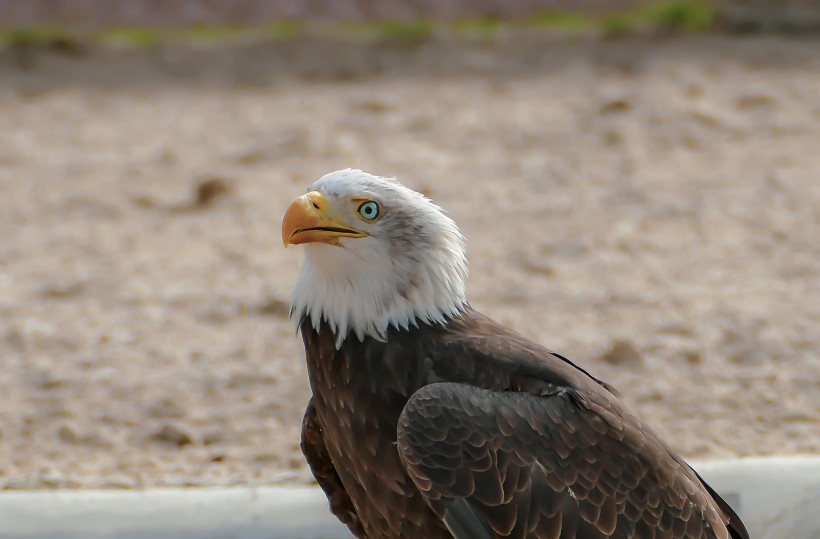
[300,398,366,538]
[396,321,748,539]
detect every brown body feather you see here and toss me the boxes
[300,308,749,539]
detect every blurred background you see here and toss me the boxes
[0,0,818,491]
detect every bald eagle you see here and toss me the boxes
[282,169,749,539]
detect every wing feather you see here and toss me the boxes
[300,399,366,538]
[397,382,743,539]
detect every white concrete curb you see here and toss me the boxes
[0,486,348,539]
[691,456,820,539]
[0,456,818,539]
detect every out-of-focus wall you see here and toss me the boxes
[0,0,636,28]
[718,0,820,31]
[2,0,819,32]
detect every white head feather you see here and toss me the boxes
[289,169,468,348]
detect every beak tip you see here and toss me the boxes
[282,194,312,248]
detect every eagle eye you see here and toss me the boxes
[357,201,380,221]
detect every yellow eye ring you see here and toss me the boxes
[357,201,380,221]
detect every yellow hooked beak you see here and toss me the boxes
[282,191,367,247]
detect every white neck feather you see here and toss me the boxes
[291,226,468,349]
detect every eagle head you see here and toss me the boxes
[282,169,468,348]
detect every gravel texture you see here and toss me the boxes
[0,34,818,489]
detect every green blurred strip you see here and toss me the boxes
[0,1,717,48]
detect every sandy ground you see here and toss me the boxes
[0,34,818,489]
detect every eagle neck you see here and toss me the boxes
[291,242,468,349]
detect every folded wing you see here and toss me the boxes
[397,382,745,539]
